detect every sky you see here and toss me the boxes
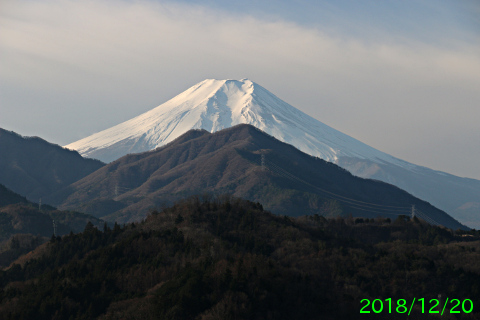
[1,0,479,178]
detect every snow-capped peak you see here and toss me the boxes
[65,78,407,167]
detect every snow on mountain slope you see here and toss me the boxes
[64,78,480,228]
[65,78,410,167]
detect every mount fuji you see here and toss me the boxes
[66,79,406,166]
[65,79,480,228]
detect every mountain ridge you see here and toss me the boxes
[63,79,480,228]
[0,128,105,202]
[53,124,466,230]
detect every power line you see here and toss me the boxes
[259,154,444,227]
[268,160,409,210]
[261,155,410,213]
[416,209,441,226]
[265,156,448,226]
[346,204,409,216]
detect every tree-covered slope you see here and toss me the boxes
[1,196,479,319]
[0,184,104,240]
[52,124,465,230]
[0,183,105,267]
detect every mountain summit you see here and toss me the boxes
[66,78,480,228]
[65,79,403,166]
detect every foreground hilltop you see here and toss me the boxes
[1,196,479,319]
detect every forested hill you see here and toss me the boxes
[1,195,480,319]
[0,184,104,241]
[0,184,105,268]
[52,124,466,230]
[0,128,104,201]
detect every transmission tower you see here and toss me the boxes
[411,204,416,219]
[261,154,266,171]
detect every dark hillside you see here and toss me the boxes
[0,128,104,201]
[0,184,105,267]
[0,196,478,319]
[0,184,103,240]
[52,124,465,230]
[0,184,29,207]
[0,203,105,268]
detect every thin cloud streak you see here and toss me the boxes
[1,0,479,178]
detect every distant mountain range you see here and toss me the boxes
[49,124,465,230]
[64,79,480,228]
[0,128,104,202]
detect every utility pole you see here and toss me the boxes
[411,204,415,219]
[53,220,57,237]
[39,198,42,211]
[261,154,265,171]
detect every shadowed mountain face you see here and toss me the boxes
[0,128,104,202]
[0,184,29,207]
[50,124,466,230]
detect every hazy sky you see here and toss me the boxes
[1,0,479,178]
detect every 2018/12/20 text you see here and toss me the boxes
[360,298,473,315]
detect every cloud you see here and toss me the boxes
[2,1,478,84]
[1,0,479,178]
